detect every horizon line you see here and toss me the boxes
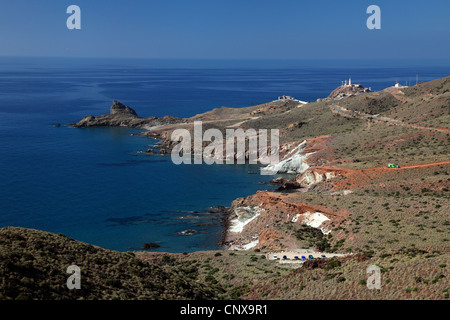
[1,55,450,61]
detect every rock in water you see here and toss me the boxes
[142,242,160,249]
[110,100,138,117]
[178,229,197,236]
[270,177,302,191]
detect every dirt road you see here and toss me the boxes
[330,104,450,133]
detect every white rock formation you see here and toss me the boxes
[302,211,330,228]
[229,206,263,233]
[260,140,313,174]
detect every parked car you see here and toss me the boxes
[273,255,278,260]
[294,256,300,260]
[321,254,326,259]
[308,255,314,260]
[301,256,306,260]
[282,255,287,260]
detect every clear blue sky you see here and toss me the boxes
[0,0,449,59]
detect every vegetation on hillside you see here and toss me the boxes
[0,227,217,300]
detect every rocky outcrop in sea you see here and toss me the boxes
[70,100,184,128]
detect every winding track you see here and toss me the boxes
[330,104,450,133]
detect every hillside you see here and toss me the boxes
[246,252,449,300]
[0,227,217,300]
[2,226,447,300]
[215,77,449,257]
[239,77,450,169]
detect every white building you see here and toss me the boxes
[394,80,408,88]
[275,95,307,104]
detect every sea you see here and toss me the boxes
[0,57,449,252]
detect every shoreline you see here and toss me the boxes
[64,98,347,254]
[65,76,450,255]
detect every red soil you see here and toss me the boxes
[327,160,450,190]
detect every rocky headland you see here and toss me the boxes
[70,100,184,129]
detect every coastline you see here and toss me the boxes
[64,104,329,253]
[67,99,302,250]
[66,75,450,255]
[2,74,449,300]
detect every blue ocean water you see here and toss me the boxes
[0,57,449,252]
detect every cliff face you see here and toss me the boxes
[71,100,183,128]
[261,140,311,175]
[223,191,350,250]
[295,166,351,187]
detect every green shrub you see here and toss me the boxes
[325,260,341,270]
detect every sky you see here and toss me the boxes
[0,0,449,60]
